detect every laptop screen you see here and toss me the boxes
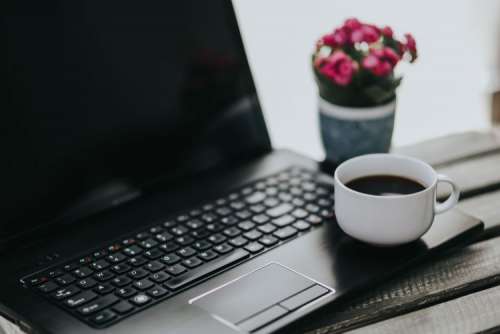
[2,1,270,244]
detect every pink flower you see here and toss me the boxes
[404,33,417,53]
[350,24,380,44]
[319,51,357,86]
[381,26,393,38]
[362,47,400,76]
[321,33,337,48]
[344,18,362,31]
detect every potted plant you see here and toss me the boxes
[313,18,417,163]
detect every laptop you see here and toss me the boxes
[1,1,483,333]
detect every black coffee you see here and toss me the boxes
[345,175,425,196]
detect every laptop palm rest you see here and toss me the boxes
[192,263,332,332]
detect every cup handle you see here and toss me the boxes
[435,174,461,214]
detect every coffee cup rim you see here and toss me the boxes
[334,154,437,199]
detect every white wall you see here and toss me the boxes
[233,0,500,160]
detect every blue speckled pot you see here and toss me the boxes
[319,97,396,164]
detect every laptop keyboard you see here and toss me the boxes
[22,167,334,328]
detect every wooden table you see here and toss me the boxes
[292,128,500,334]
[3,129,500,334]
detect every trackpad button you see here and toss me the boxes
[192,263,330,330]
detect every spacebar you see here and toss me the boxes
[165,250,250,290]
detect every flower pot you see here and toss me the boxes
[319,97,396,164]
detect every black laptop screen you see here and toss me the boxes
[2,1,270,243]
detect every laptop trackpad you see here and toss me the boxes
[192,263,331,332]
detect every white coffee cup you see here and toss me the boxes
[334,154,460,246]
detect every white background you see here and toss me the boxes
[233,0,500,160]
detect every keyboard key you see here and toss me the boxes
[107,243,123,253]
[130,293,151,306]
[128,256,148,267]
[305,203,320,213]
[208,234,226,244]
[123,245,143,257]
[244,242,264,253]
[121,238,136,246]
[182,257,203,269]
[147,285,169,299]
[191,229,210,239]
[65,290,98,308]
[249,204,266,213]
[291,208,308,219]
[155,232,173,242]
[91,260,110,270]
[93,270,114,282]
[149,225,163,234]
[139,239,158,249]
[77,295,119,315]
[238,221,256,231]
[230,201,245,210]
[112,301,134,315]
[150,272,170,283]
[273,226,298,240]
[111,276,131,288]
[177,214,190,222]
[164,250,249,290]
[223,227,241,237]
[229,236,248,247]
[93,284,114,295]
[220,216,238,226]
[143,249,164,260]
[77,278,97,289]
[111,263,131,274]
[216,207,232,216]
[63,263,79,272]
[214,243,233,254]
[163,220,176,228]
[165,264,187,276]
[77,256,93,265]
[259,235,279,247]
[306,214,322,225]
[107,253,127,264]
[293,220,311,231]
[56,274,75,286]
[317,198,333,208]
[272,215,295,227]
[38,281,58,293]
[189,209,203,217]
[116,287,137,298]
[92,250,108,259]
[128,269,148,280]
[90,310,116,325]
[267,203,293,217]
[252,214,270,224]
[235,210,252,220]
[263,197,280,207]
[133,278,154,291]
[136,232,150,240]
[201,213,217,223]
[258,223,276,234]
[171,226,189,236]
[243,230,262,241]
[206,223,223,232]
[192,240,212,251]
[47,270,63,279]
[144,261,164,272]
[198,250,218,261]
[186,219,203,230]
[52,285,80,300]
[177,247,196,258]
[161,254,181,265]
[175,236,194,246]
[245,192,266,204]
